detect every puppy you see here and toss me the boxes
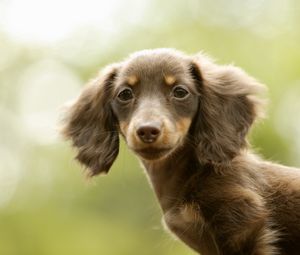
[61,49,300,255]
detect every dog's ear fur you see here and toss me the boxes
[60,64,120,176]
[189,55,265,164]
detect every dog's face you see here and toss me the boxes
[61,48,264,176]
[111,51,199,160]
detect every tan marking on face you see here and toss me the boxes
[126,119,142,148]
[119,121,128,136]
[160,119,177,146]
[164,75,176,86]
[127,75,139,86]
[161,130,170,145]
[177,118,192,134]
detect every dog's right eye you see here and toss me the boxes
[117,88,134,102]
[172,86,190,99]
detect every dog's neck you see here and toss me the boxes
[141,145,200,211]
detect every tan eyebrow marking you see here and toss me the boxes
[164,75,176,86]
[127,75,139,86]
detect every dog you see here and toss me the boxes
[61,48,300,254]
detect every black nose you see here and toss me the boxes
[137,124,161,143]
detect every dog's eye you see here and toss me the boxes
[172,86,189,99]
[117,88,133,102]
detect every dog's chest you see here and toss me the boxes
[163,204,219,255]
[163,203,204,237]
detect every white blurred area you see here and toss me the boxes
[0,0,295,44]
[0,108,23,208]
[18,59,82,143]
[0,148,21,208]
[1,0,147,44]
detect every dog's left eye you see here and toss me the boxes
[117,88,134,102]
[172,86,189,99]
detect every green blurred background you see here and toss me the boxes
[0,0,300,254]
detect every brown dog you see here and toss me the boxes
[61,49,300,255]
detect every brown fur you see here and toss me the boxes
[60,48,300,254]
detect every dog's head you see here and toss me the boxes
[61,49,265,176]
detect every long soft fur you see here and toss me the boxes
[190,57,265,164]
[61,64,120,176]
[61,48,300,255]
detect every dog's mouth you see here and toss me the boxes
[133,147,173,160]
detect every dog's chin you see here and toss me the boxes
[133,147,174,161]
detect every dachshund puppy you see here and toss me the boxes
[61,49,300,255]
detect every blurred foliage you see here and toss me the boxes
[0,0,300,254]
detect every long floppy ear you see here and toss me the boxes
[60,64,120,176]
[189,55,265,164]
